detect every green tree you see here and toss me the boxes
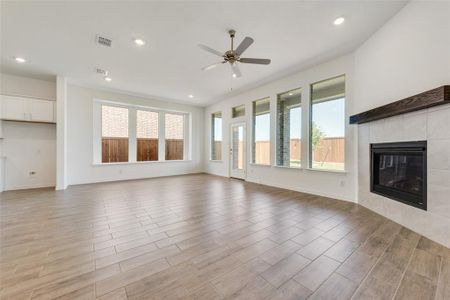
[311,122,325,151]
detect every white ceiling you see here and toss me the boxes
[0,1,407,106]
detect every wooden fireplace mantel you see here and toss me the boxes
[349,85,450,124]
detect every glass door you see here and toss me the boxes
[230,122,246,179]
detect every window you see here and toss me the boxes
[165,113,184,160]
[136,110,159,161]
[101,105,129,163]
[252,98,270,165]
[211,112,222,160]
[232,105,245,118]
[96,101,190,164]
[277,88,301,168]
[310,75,345,171]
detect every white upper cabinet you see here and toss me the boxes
[29,99,54,122]
[1,96,28,121]
[0,95,55,123]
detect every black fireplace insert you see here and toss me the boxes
[370,141,427,210]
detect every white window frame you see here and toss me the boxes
[308,75,346,172]
[251,97,271,166]
[210,111,222,161]
[136,107,161,162]
[164,111,189,161]
[276,88,302,168]
[93,99,191,165]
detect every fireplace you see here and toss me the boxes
[370,141,427,210]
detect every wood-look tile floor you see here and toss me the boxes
[1,174,449,300]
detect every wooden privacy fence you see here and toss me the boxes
[165,139,184,160]
[311,137,344,163]
[102,138,128,163]
[213,141,222,160]
[254,137,344,164]
[254,141,270,164]
[137,138,158,161]
[102,137,342,163]
[102,138,184,162]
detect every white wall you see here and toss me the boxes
[354,1,450,247]
[0,73,57,190]
[66,85,204,185]
[0,73,56,100]
[353,0,450,114]
[204,55,357,202]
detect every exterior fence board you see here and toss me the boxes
[102,138,128,163]
[102,138,184,162]
[165,139,184,160]
[253,137,344,165]
[102,137,343,165]
[137,138,158,161]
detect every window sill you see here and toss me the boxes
[92,160,192,166]
[273,165,303,170]
[209,160,223,163]
[305,168,347,174]
[249,163,271,167]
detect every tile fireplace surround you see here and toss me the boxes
[358,104,450,248]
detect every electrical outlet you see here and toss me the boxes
[340,180,345,187]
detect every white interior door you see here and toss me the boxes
[229,122,246,179]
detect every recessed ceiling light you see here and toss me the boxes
[14,57,26,63]
[188,94,194,98]
[288,93,293,96]
[232,73,237,78]
[134,39,145,46]
[104,76,112,82]
[334,17,345,26]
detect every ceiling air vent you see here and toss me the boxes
[96,35,112,47]
[95,68,107,75]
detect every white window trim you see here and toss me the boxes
[308,75,346,172]
[252,97,271,165]
[93,99,191,165]
[275,88,303,169]
[210,112,223,161]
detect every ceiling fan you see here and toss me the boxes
[199,30,271,78]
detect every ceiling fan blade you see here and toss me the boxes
[235,37,254,56]
[239,58,271,65]
[201,61,225,71]
[231,63,242,78]
[198,44,223,57]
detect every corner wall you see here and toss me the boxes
[353,1,450,247]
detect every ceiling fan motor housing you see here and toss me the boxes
[225,50,238,63]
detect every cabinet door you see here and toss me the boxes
[1,96,28,121]
[29,99,54,122]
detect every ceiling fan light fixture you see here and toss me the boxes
[334,17,345,26]
[188,94,194,99]
[104,76,112,82]
[14,57,26,63]
[134,39,145,46]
